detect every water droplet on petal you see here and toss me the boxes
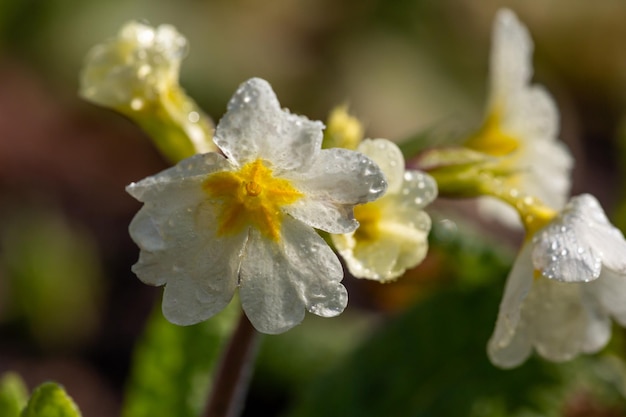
[188,111,200,123]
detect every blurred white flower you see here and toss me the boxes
[488,194,626,368]
[80,21,215,159]
[80,20,186,111]
[126,78,387,334]
[466,9,573,226]
[332,139,437,282]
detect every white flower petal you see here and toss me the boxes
[214,78,323,171]
[132,199,247,325]
[572,194,626,273]
[339,234,401,281]
[531,194,626,282]
[284,147,387,234]
[527,278,611,361]
[476,197,521,228]
[476,9,573,229]
[588,269,626,326]
[488,244,533,356]
[285,198,358,234]
[126,152,231,202]
[239,220,347,334]
[357,139,405,193]
[531,215,602,283]
[504,86,559,144]
[281,216,347,317]
[289,148,387,204]
[490,192,626,367]
[488,319,532,369]
[489,8,533,102]
[385,210,431,275]
[238,233,305,334]
[395,170,438,211]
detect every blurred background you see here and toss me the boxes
[2,0,626,416]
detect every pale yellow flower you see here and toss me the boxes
[332,139,437,282]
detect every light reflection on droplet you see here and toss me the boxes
[188,111,200,123]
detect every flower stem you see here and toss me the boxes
[203,312,260,417]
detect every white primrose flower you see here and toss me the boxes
[332,139,437,282]
[80,21,215,160]
[467,9,573,226]
[126,78,387,334]
[80,21,186,111]
[488,194,626,368]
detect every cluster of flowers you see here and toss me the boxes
[79,9,626,369]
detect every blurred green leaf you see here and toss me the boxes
[286,219,626,417]
[255,312,374,388]
[287,284,565,417]
[20,382,81,417]
[121,299,240,417]
[0,206,104,348]
[0,373,28,417]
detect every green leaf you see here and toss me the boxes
[0,373,28,417]
[1,206,105,348]
[20,382,81,417]
[121,298,240,417]
[286,223,626,417]
[287,284,567,417]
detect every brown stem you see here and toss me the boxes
[203,312,260,417]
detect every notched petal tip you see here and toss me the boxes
[227,77,278,113]
[490,7,533,99]
[215,77,324,170]
[305,281,348,318]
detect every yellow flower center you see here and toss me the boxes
[465,107,519,156]
[202,158,303,241]
[353,203,382,243]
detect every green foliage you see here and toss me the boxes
[20,382,81,417]
[0,373,28,417]
[286,221,626,417]
[256,312,373,388]
[286,285,562,417]
[121,299,240,417]
[0,207,104,348]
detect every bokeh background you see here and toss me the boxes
[2,1,626,416]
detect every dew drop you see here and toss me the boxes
[188,111,200,123]
[369,182,386,194]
